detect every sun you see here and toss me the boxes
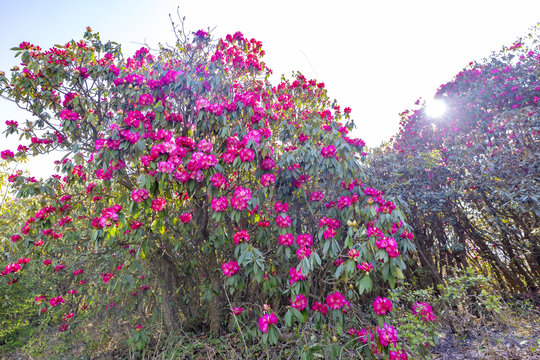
[425,99,447,118]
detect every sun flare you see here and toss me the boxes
[425,99,447,118]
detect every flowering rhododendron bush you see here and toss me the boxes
[0,26,416,357]
[366,26,540,292]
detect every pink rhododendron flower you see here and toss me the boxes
[260,173,276,186]
[240,128,261,145]
[413,302,437,322]
[289,267,307,285]
[222,261,239,277]
[389,349,409,360]
[326,291,349,310]
[131,188,149,203]
[59,109,81,121]
[310,191,324,201]
[355,328,374,345]
[323,228,337,239]
[320,145,336,158]
[211,197,228,212]
[1,150,15,160]
[291,294,308,311]
[232,306,244,315]
[230,196,248,210]
[337,196,352,210]
[376,323,398,347]
[158,160,175,173]
[49,296,65,307]
[274,201,289,213]
[347,248,360,260]
[198,139,213,152]
[54,265,66,272]
[296,246,312,260]
[376,236,400,258]
[318,216,340,229]
[373,297,393,316]
[233,230,249,244]
[230,186,252,210]
[17,258,29,265]
[261,157,275,170]
[210,173,228,189]
[179,213,192,223]
[276,214,291,228]
[312,301,328,315]
[238,147,255,162]
[138,93,154,106]
[296,234,313,248]
[152,198,167,212]
[101,273,114,283]
[357,262,374,273]
[58,216,72,227]
[279,233,294,246]
[258,313,278,333]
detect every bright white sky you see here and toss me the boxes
[1,0,539,178]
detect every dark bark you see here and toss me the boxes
[151,248,182,332]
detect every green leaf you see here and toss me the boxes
[345,260,355,274]
[395,267,404,279]
[323,239,331,255]
[388,275,396,288]
[292,308,304,322]
[312,252,322,267]
[299,257,311,275]
[381,263,389,280]
[358,275,372,295]
[334,264,344,279]
[284,309,292,327]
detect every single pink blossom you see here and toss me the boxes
[222,261,239,277]
[258,313,278,333]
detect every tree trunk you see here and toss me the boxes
[207,248,224,334]
[151,248,182,332]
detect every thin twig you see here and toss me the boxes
[223,283,250,358]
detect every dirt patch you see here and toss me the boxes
[431,324,540,360]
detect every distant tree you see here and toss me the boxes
[367,25,540,291]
